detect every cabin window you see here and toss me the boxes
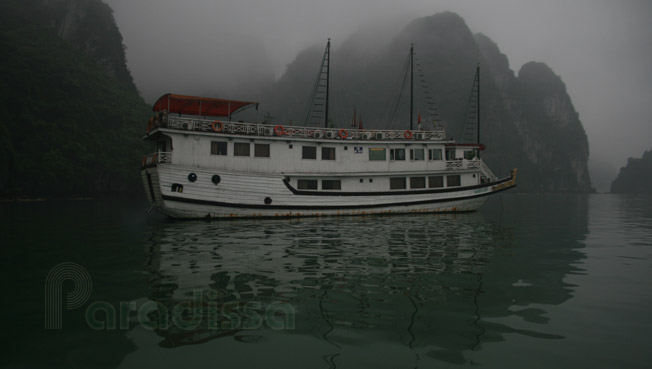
[390,148,406,161]
[254,143,270,158]
[445,148,456,160]
[447,175,461,187]
[233,142,251,156]
[369,148,386,161]
[302,146,317,159]
[297,179,318,190]
[410,177,426,189]
[322,147,336,160]
[322,180,341,190]
[410,148,425,161]
[211,141,227,156]
[234,142,250,156]
[428,176,444,188]
[429,149,442,160]
[390,177,407,190]
[464,149,477,160]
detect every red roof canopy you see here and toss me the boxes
[153,93,258,117]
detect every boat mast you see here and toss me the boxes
[409,43,414,131]
[477,65,480,158]
[325,38,330,128]
[303,39,331,127]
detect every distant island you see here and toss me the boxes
[611,149,652,194]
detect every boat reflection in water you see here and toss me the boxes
[141,198,586,365]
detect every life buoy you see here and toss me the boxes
[211,121,224,132]
[404,130,414,139]
[274,125,285,136]
[338,129,348,139]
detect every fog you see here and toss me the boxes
[106,0,652,192]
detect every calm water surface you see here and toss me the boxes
[1,194,651,368]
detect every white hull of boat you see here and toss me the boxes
[142,165,515,219]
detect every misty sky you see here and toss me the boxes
[106,0,652,191]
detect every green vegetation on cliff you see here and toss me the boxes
[0,2,150,196]
[611,150,652,194]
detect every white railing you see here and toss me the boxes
[480,160,497,181]
[141,151,171,167]
[445,159,482,171]
[158,151,172,164]
[467,160,480,169]
[150,114,446,141]
[446,160,463,170]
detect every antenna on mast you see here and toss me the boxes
[409,43,414,131]
[325,38,330,128]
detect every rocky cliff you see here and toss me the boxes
[260,12,593,192]
[475,33,592,192]
[5,0,136,89]
[611,149,652,193]
[1,0,149,196]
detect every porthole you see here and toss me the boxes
[188,173,197,182]
[264,197,272,205]
[212,175,221,185]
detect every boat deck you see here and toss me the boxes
[148,114,448,142]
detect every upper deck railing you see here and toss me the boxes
[147,113,447,141]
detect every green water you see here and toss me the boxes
[1,194,651,368]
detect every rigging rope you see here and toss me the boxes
[385,52,411,130]
[302,43,330,126]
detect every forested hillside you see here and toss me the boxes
[0,0,150,196]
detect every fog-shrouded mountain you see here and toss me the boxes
[611,149,652,194]
[1,0,150,196]
[7,0,136,89]
[2,3,594,195]
[259,12,593,193]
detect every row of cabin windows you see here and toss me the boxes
[297,175,461,191]
[297,179,341,190]
[302,146,336,160]
[303,146,447,162]
[212,142,464,162]
[389,175,461,190]
[371,148,443,161]
[211,142,270,158]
